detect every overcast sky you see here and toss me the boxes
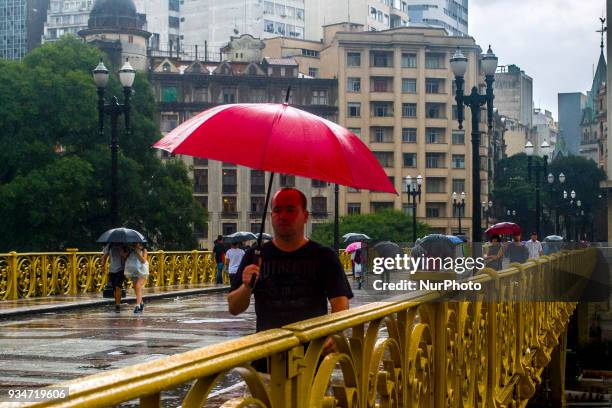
[469,0,605,120]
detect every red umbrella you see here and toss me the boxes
[153,103,396,194]
[485,222,521,236]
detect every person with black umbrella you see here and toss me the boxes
[101,243,127,313]
[227,188,353,370]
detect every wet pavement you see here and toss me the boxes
[0,278,373,406]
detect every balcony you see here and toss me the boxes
[221,212,239,219]
[311,211,329,219]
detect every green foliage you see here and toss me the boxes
[0,37,206,252]
[309,209,430,247]
[492,153,605,238]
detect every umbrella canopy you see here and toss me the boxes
[223,231,257,244]
[254,232,273,241]
[345,242,362,253]
[544,235,563,242]
[343,233,371,244]
[96,228,146,244]
[414,234,458,258]
[485,222,521,236]
[153,103,396,194]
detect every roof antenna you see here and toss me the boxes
[597,16,607,53]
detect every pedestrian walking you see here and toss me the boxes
[353,247,364,289]
[525,232,543,259]
[213,235,225,284]
[227,188,353,371]
[505,233,529,264]
[101,243,127,313]
[225,242,245,284]
[125,243,149,313]
[485,234,504,271]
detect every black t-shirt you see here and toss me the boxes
[230,240,354,332]
[213,242,225,263]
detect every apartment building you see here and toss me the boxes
[263,24,489,236]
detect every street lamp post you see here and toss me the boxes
[524,140,552,238]
[93,58,136,227]
[450,46,498,253]
[452,192,466,235]
[482,200,493,227]
[546,172,565,235]
[404,175,422,243]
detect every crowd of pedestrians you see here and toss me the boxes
[485,231,550,271]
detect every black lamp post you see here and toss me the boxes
[482,200,493,227]
[524,140,552,238]
[452,191,466,235]
[561,190,577,240]
[546,172,565,235]
[404,175,422,243]
[450,46,498,253]
[93,58,136,227]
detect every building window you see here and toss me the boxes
[370,50,393,67]
[311,90,328,104]
[452,131,465,145]
[402,153,416,167]
[402,78,416,93]
[426,78,445,94]
[348,127,361,137]
[371,76,392,92]
[347,77,361,92]
[426,128,445,144]
[308,67,319,77]
[402,128,417,143]
[195,195,207,210]
[312,179,328,188]
[250,223,262,234]
[372,102,393,117]
[194,158,208,166]
[311,197,328,217]
[370,127,393,143]
[452,179,465,194]
[401,53,416,68]
[169,0,180,11]
[250,196,265,213]
[280,174,295,187]
[425,153,445,168]
[160,113,178,132]
[222,169,237,193]
[426,103,446,119]
[347,203,361,215]
[222,222,237,235]
[373,151,394,168]
[264,20,274,33]
[347,52,361,67]
[161,85,177,102]
[221,88,236,103]
[425,52,445,69]
[402,103,417,118]
[193,169,208,193]
[194,87,208,102]
[426,203,445,218]
[302,48,319,57]
[348,102,361,117]
[222,197,237,213]
[169,16,180,28]
[371,202,394,212]
[402,204,414,216]
[425,177,446,193]
[251,170,265,194]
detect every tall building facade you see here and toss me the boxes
[1,0,49,59]
[132,0,178,52]
[181,0,305,59]
[558,92,587,156]
[43,0,92,42]
[264,24,489,237]
[532,108,558,157]
[304,0,409,41]
[405,0,468,36]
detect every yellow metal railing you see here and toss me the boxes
[0,249,353,300]
[18,249,597,407]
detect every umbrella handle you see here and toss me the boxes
[248,251,261,289]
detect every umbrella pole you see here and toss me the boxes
[250,172,275,288]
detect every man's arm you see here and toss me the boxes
[329,296,349,313]
[227,262,259,315]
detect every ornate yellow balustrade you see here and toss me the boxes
[0,250,353,300]
[20,249,597,407]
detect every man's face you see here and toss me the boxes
[531,234,537,241]
[271,190,309,239]
[513,234,521,242]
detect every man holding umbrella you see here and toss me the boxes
[228,188,353,346]
[101,243,127,312]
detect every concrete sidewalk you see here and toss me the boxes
[0,284,230,319]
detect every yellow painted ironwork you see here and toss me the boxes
[0,250,351,300]
[14,249,596,407]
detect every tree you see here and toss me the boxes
[0,37,206,252]
[492,153,605,239]
[310,209,430,247]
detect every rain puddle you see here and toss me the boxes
[178,319,242,324]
